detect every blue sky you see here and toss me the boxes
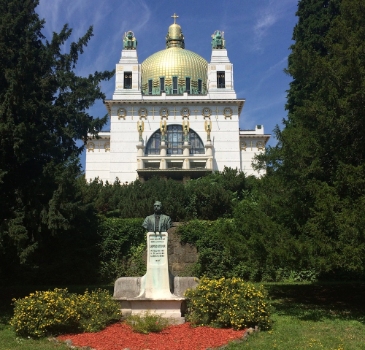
[37,0,299,169]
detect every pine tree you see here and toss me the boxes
[0,0,113,274]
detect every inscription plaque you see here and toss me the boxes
[149,234,166,265]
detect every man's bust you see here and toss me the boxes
[142,201,172,232]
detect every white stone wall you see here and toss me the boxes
[85,136,111,183]
[107,102,242,181]
[239,125,268,176]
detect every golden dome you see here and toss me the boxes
[141,16,207,95]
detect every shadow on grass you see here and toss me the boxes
[265,282,365,324]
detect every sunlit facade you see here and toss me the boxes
[85,15,270,183]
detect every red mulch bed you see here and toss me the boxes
[58,322,246,350]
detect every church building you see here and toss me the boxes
[85,14,270,183]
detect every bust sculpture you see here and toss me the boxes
[142,201,172,232]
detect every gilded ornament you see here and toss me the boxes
[87,142,95,152]
[241,142,247,151]
[202,107,212,117]
[160,107,169,118]
[139,108,148,119]
[224,107,233,119]
[256,141,264,151]
[181,107,190,118]
[137,120,145,142]
[117,108,127,120]
[160,119,167,141]
[205,120,212,141]
[104,142,110,152]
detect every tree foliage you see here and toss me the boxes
[0,0,113,281]
[256,0,365,277]
[81,167,251,222]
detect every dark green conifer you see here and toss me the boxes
[0,0,113,278]
[262,0,365,275]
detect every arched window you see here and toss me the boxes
[145,125,205,155]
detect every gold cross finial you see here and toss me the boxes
[171,13,179,24]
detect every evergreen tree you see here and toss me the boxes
[262,0,365,276]
[0,0,113,277]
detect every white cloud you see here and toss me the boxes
[252,0,297,51]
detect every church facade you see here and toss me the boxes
[85,15,270,183]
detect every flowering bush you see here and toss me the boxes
[185,277,272,330]
[77,289,121,332]
[10,288,121,338]
[126,311,169,334]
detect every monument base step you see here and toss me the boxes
[115,297,187,325]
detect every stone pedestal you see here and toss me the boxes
[140,232,171,298]
[113,231,198,324]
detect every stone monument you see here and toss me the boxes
[113,201,198,324]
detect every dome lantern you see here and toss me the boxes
[166,13,185,49]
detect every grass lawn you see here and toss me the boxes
[227,282,365,350]
[0,283,364,350]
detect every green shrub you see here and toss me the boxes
[185,277,272,330]
[10,289,79,338]
[177,219,246,279]
[76,289,121,332]
[125,311,169,334]
[98,217,146,282]
[10,288,121,338]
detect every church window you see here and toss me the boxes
[145,131,161,155]
[198,79,202,94]
[217,71,225,88]
[148,79,152,95]
[124,72,132,89]
[173,77,178,94]
[145,125,204,155]
[160,77,165,93]
[186,77,191,94]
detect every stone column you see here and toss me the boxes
[160,141,167,169]
[183,142,190,169]
[205,141,213,169]
[136,142,144,169]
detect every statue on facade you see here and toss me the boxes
[211,30,225,49]
[182,119,190,142]
[205,119,212,141]
[123,31,137,50]
[142,201,172,232]
[160,119,167,141]
[137,120,144,142]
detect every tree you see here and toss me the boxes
[0,0,113,279]
[260,0,365,276]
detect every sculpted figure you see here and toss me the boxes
[205,119,212,141]
[137,120,144,142]
[211,30,225,49]
[142,201,172,232]
[123,31,137,49]
[182,120,189,142]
